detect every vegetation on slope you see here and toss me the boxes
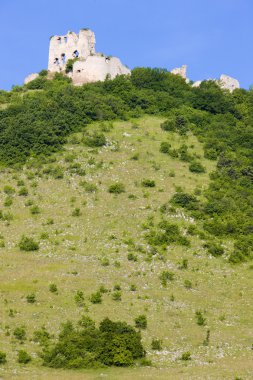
[0,69,253,378]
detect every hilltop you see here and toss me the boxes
[0,69,253,379]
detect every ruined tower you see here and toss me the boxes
[48,29,96,73]
[47,28,130,85]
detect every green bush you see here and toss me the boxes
[74,290,85,307]
[171,192,199,210]
[83,132,106,147]
[72,208,81,217]
[18,236,39,251]
[181,351,191,361]
[90,291,102,304]
[161,118,176,131]
[134,315,147,329]
[159,270,175,287]
[189,161,206,173]
[151,339,162,350]
[112,290,122,301]
[195,310,206,326]
[0,351,7,364]
[141,179,156,187]
[26,293,36,303]
[49,283,58,293]
[108,183,125,194]
[30,205,40,214]
[3,185,15,195]
[13,326,26,342]
[127,252,138,262]
[4,196,13,207]
[160,142,171,154]
[17,350,31,364]
[18,187,28,196]
[42,317,145,368]
[33,326,51,346]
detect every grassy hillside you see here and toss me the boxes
[0,116,252,379]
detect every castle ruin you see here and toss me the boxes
[47,29,130,85]
[24,29,240,92]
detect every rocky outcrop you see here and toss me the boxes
[24,73,39,84]
[171,65,187,79]
[219,74,240,92]
[192,75,240,92]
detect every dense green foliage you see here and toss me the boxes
[0,68,253,262]
[42,317,145,368]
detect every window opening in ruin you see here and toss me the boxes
[57,37,61,44]
[73,50,79,58]
[77,70,81,73]
[64,36,68,43]
[54,58,59,65]
[61,53,66,64]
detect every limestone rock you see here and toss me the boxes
[24,73,39,84]
[192,80,202,88]
[218,74,240,92]
[171,65,187,79]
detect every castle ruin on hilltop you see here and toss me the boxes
[48,29,130,85]
[24,29,240,92]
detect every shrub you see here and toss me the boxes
[130,284,137,291]
[13,326,26,342]
[134,315,147,329]
[160,142,171,154]
[127,252,138,262]
[141,179,155,187]
[80,181,97,193]
[159,270,174,287]
[19,236,39,251]
[26,293,36,303]
[184,280,192,289]
[171,192,199,210]
[195,311,206,326]
[205,242,224,257]
[181,351,191,361]
[0,351,7,364]
[112,290,122,301]
[39,69,48,77]
[74,290,85,307]
[101,257,110,266]
[33,326,51,345]
[49,283,58,293]
[72,208,81,217]
[4,196,13,207]
[30,205,40,214]
[161,118,176,131]
[108,183,125,194]
[18,187,28,196]
[189,161,206,173]
[90,291,102,304]
[83,132,106,147]
[17,350,31,364]
[151,339,162,350]
[3,185,15,195]
[42,317,145,368]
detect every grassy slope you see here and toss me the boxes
[0,116,252,379]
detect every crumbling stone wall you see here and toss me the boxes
[46,29,130,84]
[48,29,95,73]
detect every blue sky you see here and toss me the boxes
[0,0,252,90]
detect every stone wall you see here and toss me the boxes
[48,29,96,73]
[46,28,130,85]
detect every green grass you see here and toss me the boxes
[0,116,252,379]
